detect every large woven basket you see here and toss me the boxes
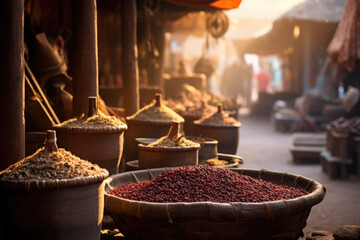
[104,168,326,240]
[0,169,109,240]
[53,123,127,175]
[53,97,128,175]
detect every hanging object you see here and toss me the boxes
[167,0,241,9]
[193,35,215,81]
[206,11,229,39]
[327,0,360,71]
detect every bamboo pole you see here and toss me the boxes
[121,0,139,116]
[71,0,99,117]
[0,0,25,170]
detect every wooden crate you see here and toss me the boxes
[291,146,324,164]
[274,113,299,133]
[320,150,352,179]
[292,133,326,147]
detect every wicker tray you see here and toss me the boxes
[104,168,325,240]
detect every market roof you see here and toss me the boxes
[233,0,346,55]
[279,0,346,23]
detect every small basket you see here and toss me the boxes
[193,104,241,155]
[124,94,184,161]
[104,168,326,240]
[138,122,200,169]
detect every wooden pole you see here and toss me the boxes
[71,0,99,117]
[0,0,25,170]
[149,19,166,88]
[121,0,139,116]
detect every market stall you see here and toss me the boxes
[0,1,334,239]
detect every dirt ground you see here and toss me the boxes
[236,112,360,238]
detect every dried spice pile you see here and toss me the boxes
[147,136,198,148]
[0,147,104,181]
[127,99,184,122]
[202,158,229,167]
[109,165,308,203]
[197,109,239,126]
[57,112,125,128]
[330,117,360,134]
[180,104,216,117]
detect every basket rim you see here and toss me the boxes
[136,136,219,145]
[138,143,201,152]
[104,167,326,220]
[193,120,241,128]
[126,117,185,125]
[126,157,240,170]
[52,124,128,134]
[0,169,109,191]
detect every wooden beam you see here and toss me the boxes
[121,0,139,116]
[0,0,25,170]
[71,0,99,117]
[151,19,166,89]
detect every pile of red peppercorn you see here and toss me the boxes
[109,165,308,203]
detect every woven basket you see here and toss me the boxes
[0,129,109,240]
[137,122,199,169]
[138,144,200,169]
[124,94,185,162]
[193,104,241,155]
[104,168,326,240]
[124,118,184,162]
[193,123,240,155]
[53,97,128,175]
[53,124,127,175]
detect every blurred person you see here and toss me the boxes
[220,56,252,106]
[255,62,271,92]
[294,94,320,132]
[343,87,360,118]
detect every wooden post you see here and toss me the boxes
[0,0,25,170]
[121,0,139,116]
[149,19,166,89]
[71,0,99,117]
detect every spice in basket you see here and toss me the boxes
[147,121,198,148]
[202,158,229,167]
[180,100,216,117]
[0,131,105,181]
[197,104,240,126]
[57,111,124,128]
[109,165,308,203]
[127,94,184,122]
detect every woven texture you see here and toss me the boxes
[104,168,326,240]
[53,124,127,134]
[0,169,108,190]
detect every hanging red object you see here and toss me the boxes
[168,0,241,9]
[210,0,242,9]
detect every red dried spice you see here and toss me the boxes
[109,165,308,203]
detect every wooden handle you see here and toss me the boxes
[155,93,161,107]
[201,100,207,108]
[45,130,58,153]
[217,103,223,113]
[167,121,181,139]
[88,96,98,117]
